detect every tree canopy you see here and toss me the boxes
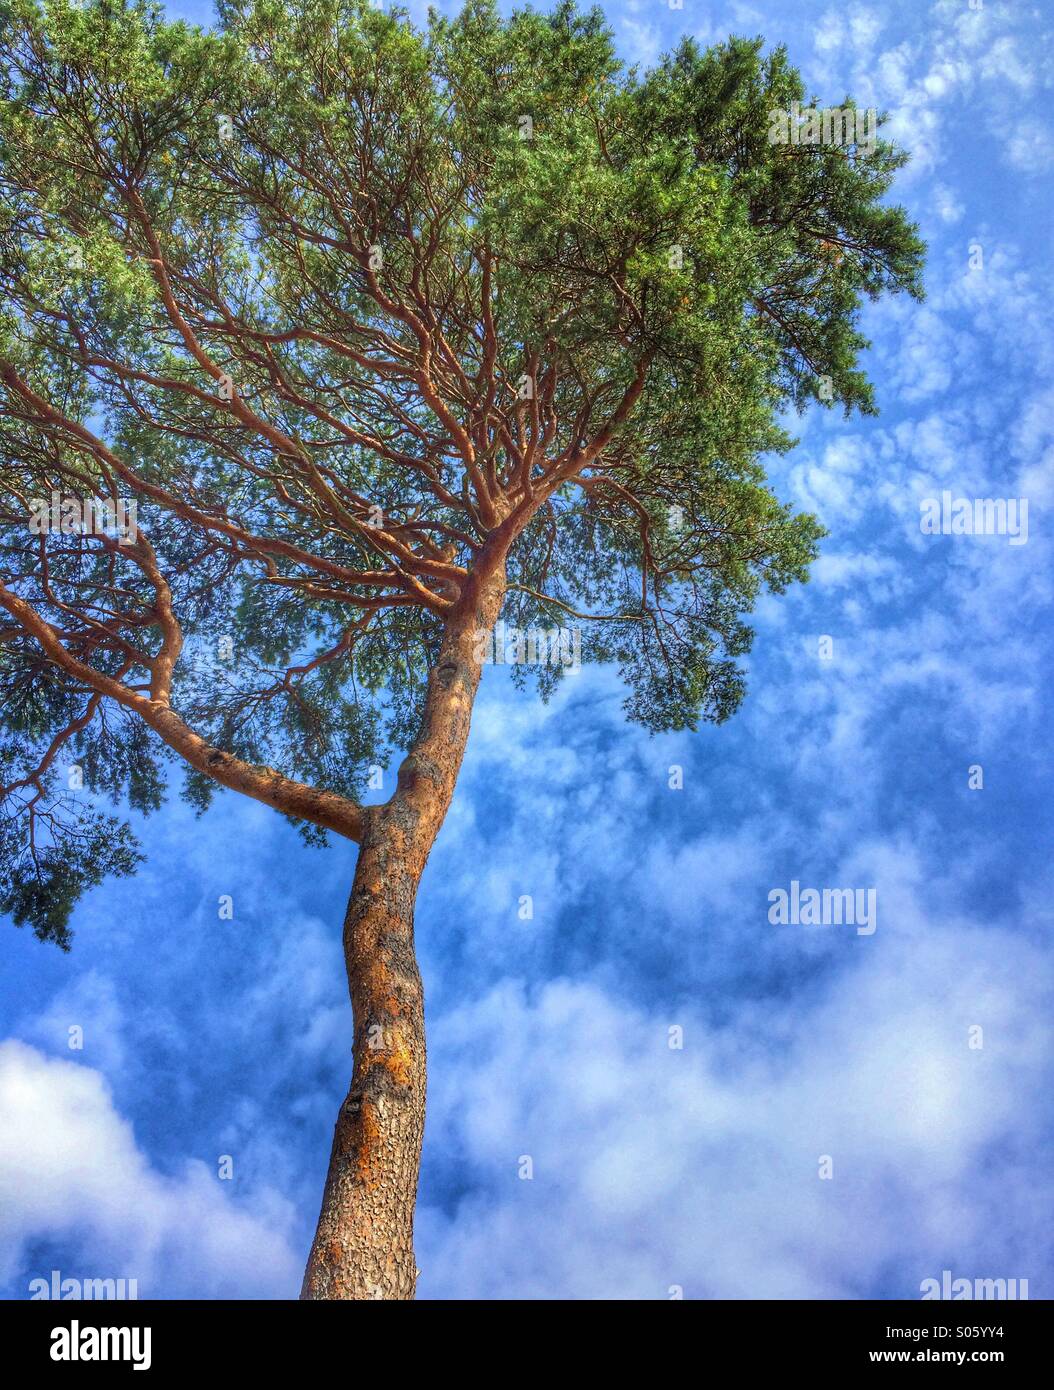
[0,0,924,946]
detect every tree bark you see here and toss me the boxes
[300,564,505,1299]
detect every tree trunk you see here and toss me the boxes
[300,565,505,1299]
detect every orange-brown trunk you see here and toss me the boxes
[300,567,505,1299]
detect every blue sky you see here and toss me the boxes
[2,0,1052,1300]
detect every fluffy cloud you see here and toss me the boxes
[417,865,1053,1298]
[0,1042,301,1298]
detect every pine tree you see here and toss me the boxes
[0,0,924,1297]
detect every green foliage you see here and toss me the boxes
[0,0,924,939]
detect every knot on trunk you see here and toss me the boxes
[395,750,443,791]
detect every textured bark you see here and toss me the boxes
[300,565,506,1300]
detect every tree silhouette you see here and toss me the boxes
[0,0,923,1297]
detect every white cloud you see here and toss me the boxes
[931,182,965,223]
[0,1042,301,1298]
[418,856,1052,1299]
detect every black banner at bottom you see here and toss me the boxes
[0,1295,1043,1374]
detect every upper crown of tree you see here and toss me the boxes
[0,0,923,947]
